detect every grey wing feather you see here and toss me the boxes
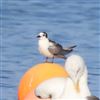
[63,45,77,51]
[48,40,62,55]
[62,45,77,54]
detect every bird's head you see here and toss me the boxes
[37,32,48,40]
[65,55,86,93]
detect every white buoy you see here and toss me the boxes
[35,55,99,100]
[64,55,91,98]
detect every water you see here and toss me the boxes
[1,0,100,100]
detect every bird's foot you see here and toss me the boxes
[44,61,52,63]
[44,60,54,63]
[44,57,54,63]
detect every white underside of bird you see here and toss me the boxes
[35,55,92,100]
[38,38,53,58]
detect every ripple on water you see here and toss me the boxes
[2,0,100,99]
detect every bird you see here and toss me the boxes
[37,32,76,63]
[35,55,99,100]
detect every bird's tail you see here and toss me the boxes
[65,45,77,50]
[62,45,77,54]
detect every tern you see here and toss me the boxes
[37,32,76,62]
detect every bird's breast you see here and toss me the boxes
[38,40,53,58]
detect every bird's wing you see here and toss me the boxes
[61,45,77,54]
[48,40,63,55]
[63,45,77,51]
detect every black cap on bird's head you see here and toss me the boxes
[37,32,48,38]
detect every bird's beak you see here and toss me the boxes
[73,80,80,93]
[75,82,80,92]
[71,77,80,92]
[37,35,40,38]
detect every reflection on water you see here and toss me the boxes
[1,0,100,100]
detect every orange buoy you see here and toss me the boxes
[18,63,68,100]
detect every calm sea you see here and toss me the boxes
[1,0,100,100]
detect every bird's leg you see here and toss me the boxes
[51,56,54,63]
[45,57,48,63]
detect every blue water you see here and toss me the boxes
[1,0,100,100]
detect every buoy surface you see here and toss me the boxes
[24,90,50,100]
[18,63,68,100]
